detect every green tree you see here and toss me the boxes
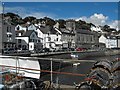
[23,16,36,23]
[44,17,55,26]
[56,19,66,28]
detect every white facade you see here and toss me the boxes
[29,42,34,50]
[28,24,37,30]
[36,27,62,50]
[106,39,117,48]
[15,24,27,31]
[99,35,107,44]
[16,31,42,51]
[99,35,117,48]
[91,25,102,32]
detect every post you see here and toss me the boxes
[50,58,53,85]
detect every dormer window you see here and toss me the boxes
[17,26,20,30]
[48,33,50,35]
[32,34,35,37]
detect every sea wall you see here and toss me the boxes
[75,50,120,59]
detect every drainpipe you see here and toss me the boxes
[117,36,118,48]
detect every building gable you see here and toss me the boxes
[28,24,36,30]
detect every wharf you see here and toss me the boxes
[56,84,75,90]
[18,56,96,63]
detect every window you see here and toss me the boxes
[56,38,58,41]
[29,39,32,42]
[17,26,20,30]
[7,26,9,32]
[32,34,35,37]
[48,37,51,41]
[9,27,11,32]
[7,35,12,38]
[4,45,6,48]
[30,45,32,48]
[48,33,49,36]
[18,39,21,43]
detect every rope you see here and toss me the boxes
[0,64,85,77]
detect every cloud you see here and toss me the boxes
[76,13,119,30]
[4,6,119,30]
[76,13,108,26]
[108,20,120,31]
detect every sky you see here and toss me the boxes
[0,2,119,29]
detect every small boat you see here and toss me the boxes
[71,53,79,59]
[73,63,80,66]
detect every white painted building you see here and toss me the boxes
[28,24,37,30]
[16,30,42,51]
[15,24,28,31]
[99,35,117,48]
[91,25,102,33]
[36,26,62,50]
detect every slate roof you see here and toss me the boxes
[39,26,57,34]
[20,23,31,27]
[60,28,75,35]
[22,30,35,37]
[76,29,96,35]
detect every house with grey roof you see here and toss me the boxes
[36,25,62,50]
[0,14,16,54]
[15,30,42,51]
[15,24,30,31]
[99,34,120,48]
[75,29,99,49]
[59,28,75,49]
[65,20,100,49]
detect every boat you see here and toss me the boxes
[0,55,44,89]
[0,55,41,79]
[73,63,80,66]
[71,53,79,59]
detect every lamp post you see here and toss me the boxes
[116,36,119,48]
[50,58,53,88]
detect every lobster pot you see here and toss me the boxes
[112,71,120,90]
[112,61,120,89]
[78,82,92,90]
[92,60,112,73]
[88,67,111,88]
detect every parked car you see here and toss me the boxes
[76,48,85,51]
[42,48,50,52]
[3,48,16,54]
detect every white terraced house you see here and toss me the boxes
[15,30,43,51]
[36,25,62,51]
[99,35,120,48]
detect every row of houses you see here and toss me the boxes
[0,16,120,54]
